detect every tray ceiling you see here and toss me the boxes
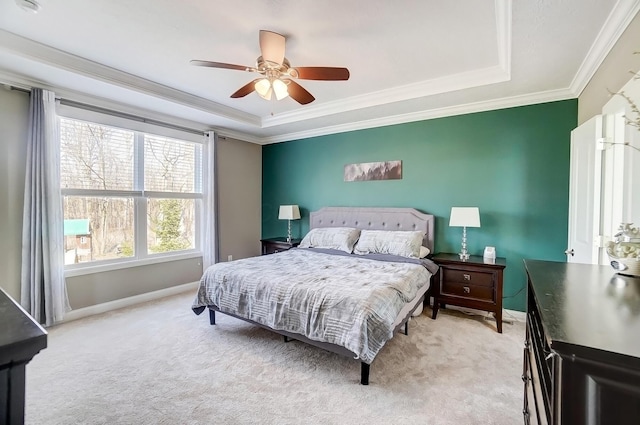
[0,0,637,143]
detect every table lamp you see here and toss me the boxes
[278,205,301,243]
[449,207,481,260]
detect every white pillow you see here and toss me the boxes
[299,227,361,253]
[419,246,430,258]
[353,230,424,258]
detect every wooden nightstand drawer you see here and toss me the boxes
[442,268,494,287]
[264,242,290,254]
[441,281,494,302]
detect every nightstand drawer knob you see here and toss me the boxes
[463,286,470,294]
[463,274,471,281]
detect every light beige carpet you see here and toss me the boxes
[25,292,525,425]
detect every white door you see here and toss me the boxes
[567,115,603,264]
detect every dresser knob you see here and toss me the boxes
[463,274,471,281]
[463,286,470,294]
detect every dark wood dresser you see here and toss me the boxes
[523,260,640,425]
[0,287,48,424]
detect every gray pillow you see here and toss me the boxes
[353,230,424,258]
[299,227,361,253]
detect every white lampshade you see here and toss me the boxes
[449,207,480,228]
[278,205,301,220]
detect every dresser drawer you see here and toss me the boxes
[441,281,494,302]
[525,343,549,425]
[442,268,494,287]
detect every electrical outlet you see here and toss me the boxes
[227,255,233,261]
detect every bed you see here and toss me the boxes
[192,207,437,384]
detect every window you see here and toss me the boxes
[60,117,203,267]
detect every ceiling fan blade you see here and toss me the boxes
[259,30,285,65]
[291,67,350,81]
[190,60,251,72]
[230,79,261,98]
[286,80,315,105]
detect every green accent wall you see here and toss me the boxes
[262,99,578,312]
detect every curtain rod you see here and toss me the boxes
[4,83,208,137]
[58,99,206,136]
[3,84,30,94]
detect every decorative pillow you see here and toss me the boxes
[298,227,361,253]
[419,246,431,258]
[353,230,424,258]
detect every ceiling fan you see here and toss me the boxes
[190,30,350,105]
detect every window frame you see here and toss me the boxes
[58,110,205,275]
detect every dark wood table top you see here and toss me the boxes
[524,259,640,363]
[260,237,302,244]
[0,287,47,365]
[433,253,507,269]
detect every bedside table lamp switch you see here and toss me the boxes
[279,205,301,244]
[449,207,480,260]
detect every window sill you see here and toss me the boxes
[64,251,203,278]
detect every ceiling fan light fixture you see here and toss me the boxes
[255,78,272,100]
[272,78,289,100]
[190,29,349,105]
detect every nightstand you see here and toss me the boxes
[431,253,507,333]
[260,237,301,255]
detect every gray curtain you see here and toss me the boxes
[20,88,69,326]
[202,130,219,268]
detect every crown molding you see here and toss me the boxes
[260,87,575,144]
[215,128,263,144]
[261,65,510,128]
[0,69,212,129]
[0,69,270,145]
[0,29,261,127]
[569,0,640,96]
[2,65,574,147]
[0,0,512,131]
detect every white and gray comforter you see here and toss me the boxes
[192,248,435,363]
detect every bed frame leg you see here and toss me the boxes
[404,321,409,336]
[361,362,370,385]
[283,335,291,343]
[209,309,216,325]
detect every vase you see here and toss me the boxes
[606,223,640,277]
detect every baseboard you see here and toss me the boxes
[425,300,526,323]
[503,308,526,322]
[62,281,199,323]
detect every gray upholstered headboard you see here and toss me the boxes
[309,207,435,253]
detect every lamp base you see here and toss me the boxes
[458,226,470,261]
[287,220,292,244]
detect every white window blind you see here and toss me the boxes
[59,115,205,269]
